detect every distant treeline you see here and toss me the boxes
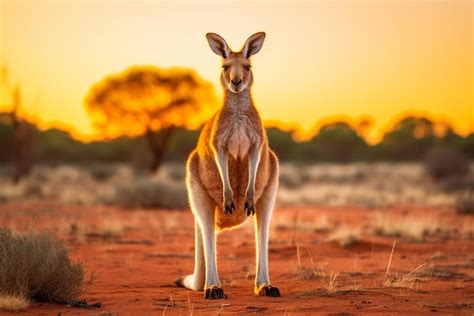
[0,113,473,167]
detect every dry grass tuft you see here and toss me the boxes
[383,241,428,290]
[326,226,360,247]
[325,271,340,294]
[294,250,325,280]
[384,263,428,290]
[0,228,84,303]
[0,294,29,311]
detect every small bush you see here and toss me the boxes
[326,226,360,247]
[0,229,84,304]
[439,175,474,192]
[0,294,29,311]
[86,163,116,181]
[113,177,187,209]
[456,190,474,215]
[424,146,470,180]
[279,165,305,189]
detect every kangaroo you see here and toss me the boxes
[175,32,280,299]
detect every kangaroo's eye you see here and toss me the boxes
[222,66,229,71]
[244,66,251,71]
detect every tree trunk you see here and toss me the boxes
[12,120,33,184]
[145,127,175,173]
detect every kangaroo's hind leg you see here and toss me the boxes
[254,152,280,297]
[177,152,226,299]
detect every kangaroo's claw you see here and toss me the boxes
[224,201,235,215]
[244,201,255,216]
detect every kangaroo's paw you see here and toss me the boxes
[255,284,281,297]
[204,286,227,299]
[223,200,235,215]
[244,200,255,216]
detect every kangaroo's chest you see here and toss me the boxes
[226,115,257,159]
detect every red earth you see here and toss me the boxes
[0,202,473,315]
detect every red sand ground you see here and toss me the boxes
[0,202,473,315]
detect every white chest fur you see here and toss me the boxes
[226,114,255,160]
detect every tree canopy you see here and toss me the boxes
[84,66,217,171]
[85,66,217,138]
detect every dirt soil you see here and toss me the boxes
[0,202,473,315]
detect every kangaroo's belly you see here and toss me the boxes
[214,156,251,231]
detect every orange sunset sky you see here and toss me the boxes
[0,0,472,143]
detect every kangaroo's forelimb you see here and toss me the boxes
[245,142,262,216]
[213,146,235,215]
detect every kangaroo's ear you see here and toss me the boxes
[206,33,230,58]
[242,32,266,58]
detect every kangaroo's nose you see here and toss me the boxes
[231,79,242,86]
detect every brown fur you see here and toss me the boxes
[179,32,280,298]
[188,88,277,230]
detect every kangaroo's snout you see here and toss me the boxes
[231,79,242,86]
[231,79,243,91]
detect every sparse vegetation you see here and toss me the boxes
[424,146,470,180]
[0,162,464,209]
[324,271,340,294]
[384,241,427,290]
[113,176,187,209]
[384,263,428,290]
[87,163,116,181]
[456,189,474,215]
[373,213,445,242]
[0,229,84,306]
[326,226,360,247]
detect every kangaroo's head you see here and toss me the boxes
[206,32,266,94]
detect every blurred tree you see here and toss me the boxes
[457,133,474,159]
[85,66,217,172]
[378,116,435,160]
[306,122,368,162]
[438,127,474,159]
[163,127,200,162]
[266,127,301,161]
[10,86,35,183]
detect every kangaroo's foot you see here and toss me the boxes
[204,285,227,299]
[175,275,203,291]
[175,276,185,288]
[255,284,281,297]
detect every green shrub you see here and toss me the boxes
[456,190,474,215]
[424,146,470,180]
[0,229,84,304]
[113,177,187,209]
[86,163,116,181]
